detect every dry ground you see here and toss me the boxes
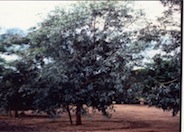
[0,104,180,132]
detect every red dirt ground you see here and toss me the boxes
[0,104,180,132]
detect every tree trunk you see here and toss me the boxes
[14,110,18,117]
[76,104,82,125]
[9,110,12,117]
[66,105,73,125]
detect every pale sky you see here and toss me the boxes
[0,1,166,30]
[0,1,75,30]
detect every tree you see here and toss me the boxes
[0,29,39,117]
[114,0,181,115]
[134,0,181,116]
[28,1,147,125]
[160,0,182,8]
[143,56,180,116]
[0,59,40,117]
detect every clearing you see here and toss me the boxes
[0,104,180,132]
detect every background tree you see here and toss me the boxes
[143,56,180,116]
[134,0,181,116]
[114,0,181,115]
[0,29,40,117]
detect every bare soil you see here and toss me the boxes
[0,105,180,132]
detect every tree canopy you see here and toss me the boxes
[27,1,151,124]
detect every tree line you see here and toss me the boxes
[0,1,181,125]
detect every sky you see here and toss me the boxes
[0,1,174,62]
[0,1,166,31]
[0,1,76,30]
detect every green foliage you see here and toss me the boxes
[0,60,40,113]
[0,0,181,123]
[121,0,181,115]
[27,1,146,123]
[143,57,180,116]
[160,0,182,7]
[0,29,40,114]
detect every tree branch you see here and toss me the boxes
[160,78,179,85]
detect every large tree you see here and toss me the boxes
[28,1,147,125]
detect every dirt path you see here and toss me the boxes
[0,105,180,132]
